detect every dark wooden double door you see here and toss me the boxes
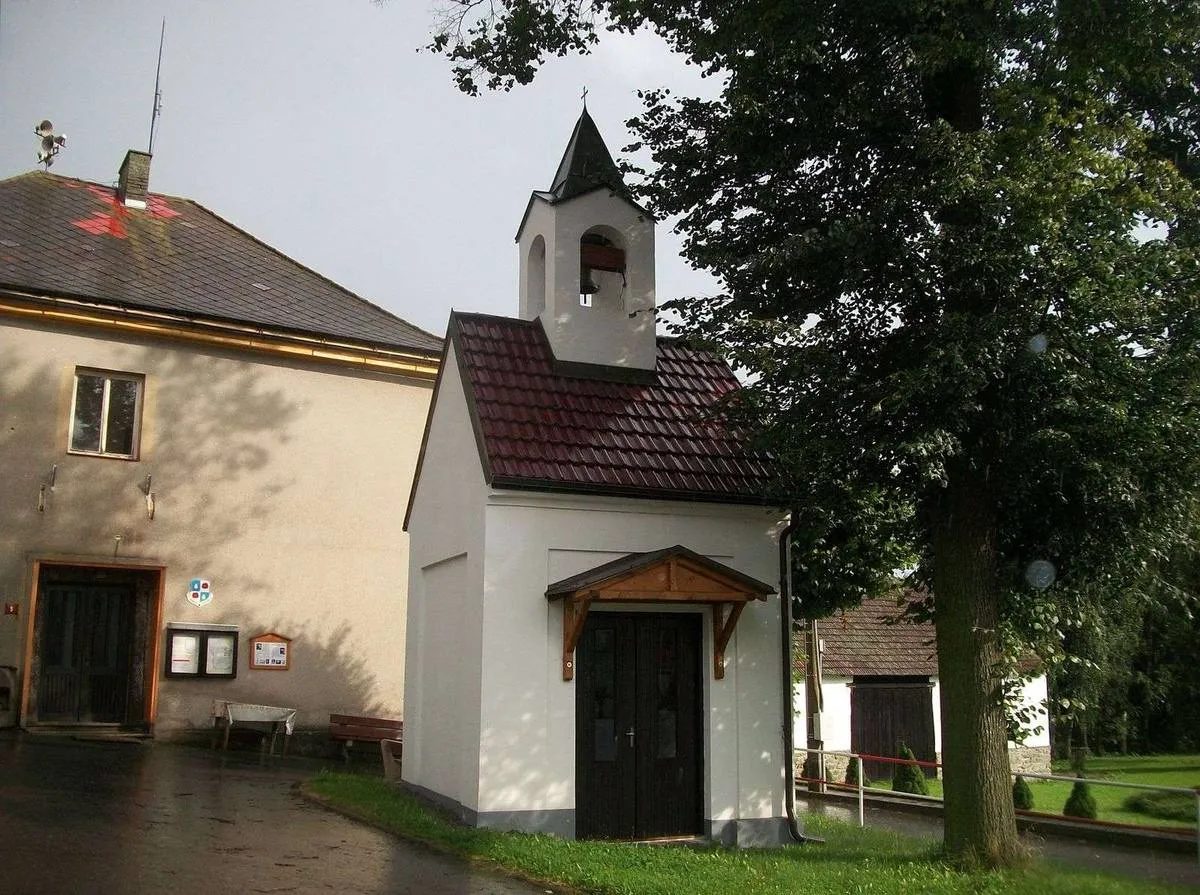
[576,613,703,840]
[37,582,135,723]
[850,677,937,780]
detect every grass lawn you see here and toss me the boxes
[305,770,1194,895]
[1055,753,1200,789]
[848,754,1199,830]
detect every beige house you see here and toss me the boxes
[0,152,440,740]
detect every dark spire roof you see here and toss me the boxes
[548,108,628,202]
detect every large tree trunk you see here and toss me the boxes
[931,462,1021,866]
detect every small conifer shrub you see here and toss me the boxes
[1063,777,1098,819]
[844,758,869,787]
[891,743,930,795]
[1012,774,1034,811]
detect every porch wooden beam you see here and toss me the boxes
[561,593,595,681]
[712,602,746,680]
[592,590,755,603]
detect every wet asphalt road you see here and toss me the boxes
[0,734,548,895]
[3,734,1195,893]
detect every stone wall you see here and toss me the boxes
[1008,744,1052,776]
[795,744,1050,786]
[795,749,852,784]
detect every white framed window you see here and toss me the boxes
[69,368,144,459]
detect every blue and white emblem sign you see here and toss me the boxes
[187,578,213,607]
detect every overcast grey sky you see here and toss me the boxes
[0,0,717,336]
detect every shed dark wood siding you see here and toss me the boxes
[850,676,937,781]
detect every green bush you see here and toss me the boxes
[891,743,929,795]
[845,758,869,787]
[1012,775,1034,811]
[1122,790,1195,823]
[1063,778,1098,819]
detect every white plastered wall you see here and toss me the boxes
[474,492,788,829]
[0,319,432,730]
[402,341,489,811]
[792,675,854,752]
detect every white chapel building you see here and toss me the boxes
[402,111,794,845]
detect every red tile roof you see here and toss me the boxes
[806,596,939,678]
[0,171,440,355]
[449,312,776,503]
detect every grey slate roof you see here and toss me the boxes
[0,171,441,355]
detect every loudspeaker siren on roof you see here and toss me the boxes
[34,119,67,168]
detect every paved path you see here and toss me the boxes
[0,734,548,895]
[798,794,1200,889]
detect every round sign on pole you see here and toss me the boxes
[1024,560,1056,590]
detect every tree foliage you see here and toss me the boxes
[1050,574,1200,756]
[430,0,1200,867]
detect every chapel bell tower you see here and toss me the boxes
[516,109,657,371]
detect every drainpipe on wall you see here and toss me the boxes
[779,507,821,844]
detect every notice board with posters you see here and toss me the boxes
[165,623,238,679]
[248,632,292,671]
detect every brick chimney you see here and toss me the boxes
[117,150,152,208]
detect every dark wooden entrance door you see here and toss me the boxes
[576,612,702,840]
[850,677,937,780]
[37,582,135,723]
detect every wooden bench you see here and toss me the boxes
[330,713,403,779]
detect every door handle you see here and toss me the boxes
[625,727,635,747]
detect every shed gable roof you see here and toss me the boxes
[0,171,440,355]
[809,596,938,678]
[802,594,1042,678]
[448,311,776,503]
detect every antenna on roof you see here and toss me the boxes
[35,120,66,168]
[147,18,166,155]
